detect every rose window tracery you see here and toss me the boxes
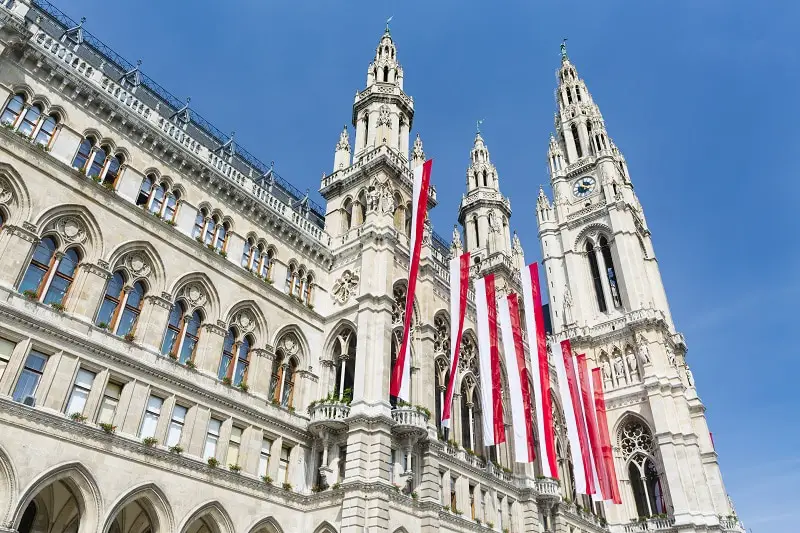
[620,420,655,460]
[433,315,449,355]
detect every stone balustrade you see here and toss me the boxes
[534,478,560,500]
[719,516,745,532]
[308,401,350,432]
[391,406,429,437]
[622,516,676,532]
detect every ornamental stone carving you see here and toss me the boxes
[377,104,391,127]
[182,283,208,308]
[124,252,152,279]
[331,268,360,305]
[56,217,87,244]
[278,333,300,357]
[234,309,256,333]
[380,184,395,215]
[0,176,12,204]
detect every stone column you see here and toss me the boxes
[418,442,440,504]
[68,261,111,322]
[249,348,273,400]
[137,292,173,352]
[0,222,37,289]
[195,321,227,377]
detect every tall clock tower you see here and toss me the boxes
[537,44,739,531]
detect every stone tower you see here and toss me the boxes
[537,44,738,530]
[457,130,517,291]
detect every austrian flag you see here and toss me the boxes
[390,159,433,401]
[441,252,470,429]
[475,273,505,446]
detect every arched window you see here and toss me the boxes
[566,87,573,104]
[599,236,622,308]
[404,202,412,237]
[148,182,167,215]
[620,419,667,518]
[41,246,81,306]
[17,103,42,138]
[203,216,216,246]
[136,175,154,207]
[72,136,96,172]
[86,144,109,179]
[241,238,253,268]
[281,358,297,407]
[218,328,253,386]
[576,85,582,102]
[342,197,353,231]
[460,375,479,452]
[0,93,25,126]
[333,328,356,400]
[383,65,389,82]
[163,304,204,365]
[179,310,203,364]
[285,263,296,295]
[214,220,229,252]
[192,208,208,240]
[95,271,126,329]
[571,123,583,158]
[33,113,59,147]
[586,241,607,312]
[294,267,304,297]
[264,248,276,280]
[116,280,146,337]
[303,273,314,305]
[161,301,186,357]
[18,236,58,299]
[482,169,488,187]
[586,121,594,154]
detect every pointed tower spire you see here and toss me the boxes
[450,224,463,258]
[411,133,425,169]
[333,125,351,171]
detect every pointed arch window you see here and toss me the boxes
[116,281,146,337]
[192,208,208,240]
[303,273,314,305]
[286,263,297,295]
[219,328,236,381]
[571,123,583,158]
[41,247,81,306]
[566,87,573,104]
[161,302,203,364]
[87,144,108,178]
[241,238,252,268]
[575,85,582,102]
[218,328,253,386]
[270,355,298,407]
[599,236,623,308]
[620,420,666,518]
[342,197,353,231]
[0,94,25,126]
[264,248,276,280]
[18,236,58,299]
[95,271,126,329]
[33,113,59,147]
[293,267,305,297]
[72,136,96,172]
[586,241,607,312]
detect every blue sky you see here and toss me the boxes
[54,0,798,529]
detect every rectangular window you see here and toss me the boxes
[227,426,242,467]
[65,368,96,416]
[258,438,272,477]
[96,381,122,425]
[0,337,15,380]
[166,404,187,447]
[470,485,476,519]
[389,449,395,484]
[12,351,48,403]
[138,395,163,439]
[338,446,347,481]
[203,418,222,460]
[278,445,290,483]
[450,477,457,511]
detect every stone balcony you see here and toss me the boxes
[622,516,676,532]
[719,516,745,532]
[391,406,430,439]
[535,478,561,503]
[307,401,350,433]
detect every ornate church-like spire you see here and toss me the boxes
[333,125,351,171]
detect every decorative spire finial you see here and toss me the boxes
[450,224,463,257]
[476,119,484,134]
[385,15,393,32]
[560,38,568,62]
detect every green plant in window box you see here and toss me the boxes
[142,437,158,447]
[99,423,116,434]
[282,482,292,491]
[22,289,38,300]
[311,485,323,493]
[185,359,196,370]
[475,518,481,525]
[165,220,177,226]
[195,236,203,244]
[206,244,214,251]
[207,457,219,468]
[50,302,65,311]
[331,482,341,490]
[265,278,274,285]
[262,475,273,484]
[168,445,183,455]
[486,522,494,528]
[454,509,463,516]
[97,322,109,330]
[69,412,87,423]
[238,381,248,392]
[123,333,135,342]
[222,377,232,386]
[102,182,114,191]
[168,352,178,361]
[218,250,227,258]
[229,464,241,473]
[503,528,509,533]
[271,398,280,406]
[410,491,418,500]
[91,176,101,184]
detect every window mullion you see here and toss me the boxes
[11,105,27,130]
[38,254,62,302]
[111,288,131,334]
[174,316,190,358]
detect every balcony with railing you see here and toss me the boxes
[719,515,745,532]
[622,516,676,532]
[307,400,350,432]
[391,405,429,438]
[535,477,561,502]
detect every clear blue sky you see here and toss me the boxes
[54,0,798,529]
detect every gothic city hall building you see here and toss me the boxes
[0,2,743,533]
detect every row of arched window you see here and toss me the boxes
[1,93,61,149]
[242,237,276,279]
[285,262,314,305]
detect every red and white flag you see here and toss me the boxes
[520,263,558,478]
[390,159,433,401]
[592,368,622,503]
[577,352,609,500]
[498,292,536,462]
[552,339,593,494]
[442,252,470,429]
[475,273,505,446]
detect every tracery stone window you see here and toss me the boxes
[270,333,302,408]
[242,238,275,279]
[332,327,356,400]
[71,137,126,187]
[1,93,61,148]
[192,208,230,252]
[460,373,482,453]
[433,313,450,356]
[218,326,254,387]
[18,235,81,306]
[161,284,208,365]
[619,419,667,518]
[136,175,181,222]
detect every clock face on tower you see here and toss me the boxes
[573,176,596,198]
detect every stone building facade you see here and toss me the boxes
[0,2,743,533]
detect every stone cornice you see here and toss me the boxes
[1,222,37,242]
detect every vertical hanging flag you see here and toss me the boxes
[520,262,557,478]
[592,367,622,504]
[577,352,609,499]
[475,273,505,446]
[560,340,597,495]
[442,252,470,429]
[498,292,536,462]
[390,159,433,401]
[551,338,589,494]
